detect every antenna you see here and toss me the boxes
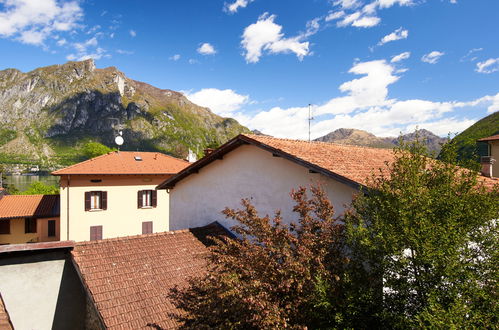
[308,104,314,142]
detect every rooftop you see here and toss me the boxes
[52,151,189,176]
[477,134,499,142]
[158,134,498,190]
[71,222,231,329]
[0,194,60,220]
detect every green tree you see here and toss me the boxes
[345,139,499,328]
[82,141,113,159]
[170,185,350,329]
[19,181,59,195]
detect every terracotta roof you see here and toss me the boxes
[158,134,498,190]
[52,151,189,176]
[71,222,231,329]
[0,294,13,330]
[0,194,60,220]
[477,134,499,142]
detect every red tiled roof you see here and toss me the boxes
[0,294,13,330]
[158,134,498,190]
[52,151,189,176]
[477,134,499,142]
[0,194,60,220]
[71,223,231,329]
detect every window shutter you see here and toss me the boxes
[138,190,143,208]
[101,191,107,210]
[85,192,91,211]
[152,190,157,207]
[142,221,153,234]
[90,225,103,240]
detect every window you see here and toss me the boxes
[25,218,37,233]
[0,220,10,235]
[138,190,157,208]
[142,221,153,234]
[90,226,103,241]
[48,220,56,237]
[85,191,107,211]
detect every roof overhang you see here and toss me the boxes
[156,134,363,191]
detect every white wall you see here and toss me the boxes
[169,145,358,231]
[60,175,170,241]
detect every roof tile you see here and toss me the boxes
[72,223,231,329]
[52,151,189,175]
[0,194,59,219]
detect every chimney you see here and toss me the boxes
[480,156,496,178]
[203,148,215,157]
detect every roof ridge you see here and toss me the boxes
[76,228,193,246]
[242,133,395,152]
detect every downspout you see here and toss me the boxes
[67,174,70,240]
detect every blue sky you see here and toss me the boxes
[0,0,498,139]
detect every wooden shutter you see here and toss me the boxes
[101,191,107,210]
[137,190,143,208]
[84,192,91,211]
[142,221,153,234]
[90,225,103,240]
[152,190,157,207]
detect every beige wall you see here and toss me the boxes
[0,218,37,244]
[59,175,170,241]
[0,217,60,244]
[490,141,499,178]
[169,145,358,231]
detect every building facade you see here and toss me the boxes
[53,151,189,241]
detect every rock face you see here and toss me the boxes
[0,60,249,165]
[315,128,447,154]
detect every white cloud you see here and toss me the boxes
[0,0,83,45]
[224,0,254,13]
[197,42,217,55]
[333,0,413,29]
[460,48,483,62]
[67,47,109,61]
[391,51,410,63]
[476,58,499,74]
[421,51,445,64]
[235,59,497,140]
[56,38,66,46]
[129,29,136,37]
[169,54,181,61]
[188,59,199,64]
[116,49,133,55]
[241,13,311,63]
[325,10,345,21]
[378,27,408,45]
[184,88,249,116]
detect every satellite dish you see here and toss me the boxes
[115,135,124,146]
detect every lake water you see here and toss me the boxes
[3,175,60,192]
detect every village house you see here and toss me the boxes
[157,134,497,231]
[0,222,230,329]
[0,194,60,245]
[478,134,499,178]
[52,151,189,242]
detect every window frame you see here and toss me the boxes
[137,190,157,209]
[85,191,107,211]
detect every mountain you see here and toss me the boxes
[446,111,499,160]
[314,128,393,148]
[315,128,447,154]
[0,60,249,167]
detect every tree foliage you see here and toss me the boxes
[82,141,114,159]
[170,186,350,329]
[18,181,59,195]
[345,139,499,328]
[169,137,498,329]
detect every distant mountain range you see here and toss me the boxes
[0,59,249,167]
[315,128,448,154]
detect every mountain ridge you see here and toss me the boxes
[0,59,250,167]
